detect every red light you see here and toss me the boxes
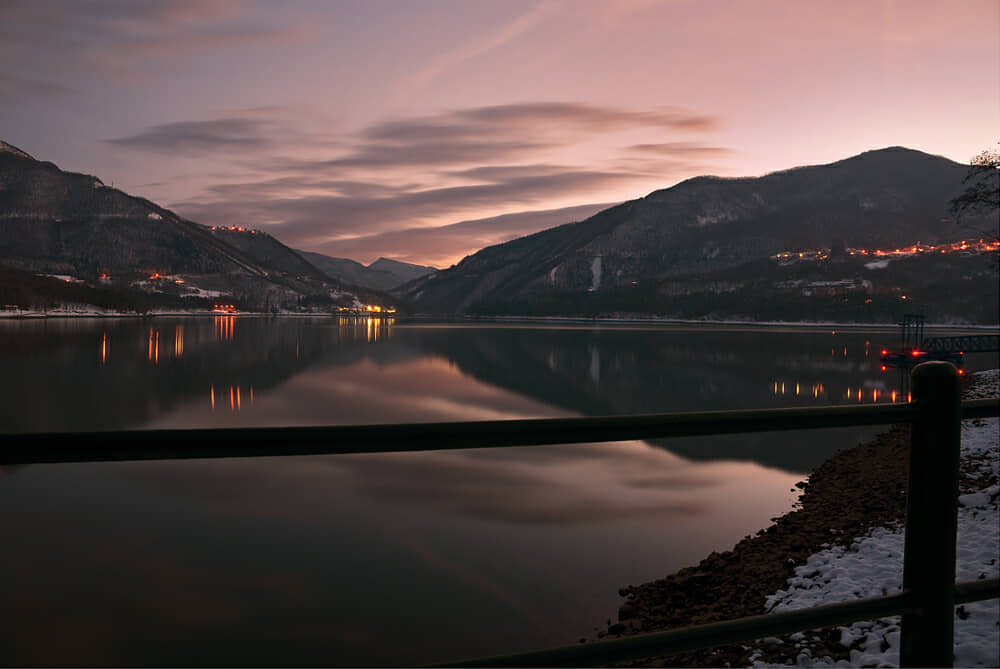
[881,349,887,355]
[881,365,887,371]
[958,369,965,375]
[911,350,921,357]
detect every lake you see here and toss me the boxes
[1,317,995,666]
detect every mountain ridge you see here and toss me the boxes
[0,142,396,312]
[396,146,997,322]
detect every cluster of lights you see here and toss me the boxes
[212,304,238,314]
[773,249,829,261]
[337,305,397,314]
[878,348,965,374]
[772,238,998,263]
[846,239,999,257]
[210,225,259,234]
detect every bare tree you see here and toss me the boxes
[950,143,999,234]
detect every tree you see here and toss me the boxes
[950,143,999,234]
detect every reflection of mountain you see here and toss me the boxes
[398,326,891,471]
[0,317,393,433]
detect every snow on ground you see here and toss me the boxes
[750,369,999,668]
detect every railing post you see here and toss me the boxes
[900,361,962,668]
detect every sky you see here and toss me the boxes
[2,0,997,268]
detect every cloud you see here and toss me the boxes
[175,169,638,246]
[454,101,720,133]
[0,0,312,87]
[404,1,561,92]
[626,141,734,157]
[106,119,276,154]
[311,203,617,267]
[0,71,79,102]
[113,100,727,263]
[363,102,719,145]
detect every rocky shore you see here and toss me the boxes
[598,371,996,668]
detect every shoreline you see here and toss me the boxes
[598,370,997,667]
[4,310,999,332]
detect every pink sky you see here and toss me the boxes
[2,0,997,267]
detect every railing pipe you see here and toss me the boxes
[900,362,962,667]
[0,402,924,465]
[435,591,918,668]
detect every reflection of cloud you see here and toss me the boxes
[313,444,719,526]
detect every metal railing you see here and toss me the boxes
[3,361,999,667]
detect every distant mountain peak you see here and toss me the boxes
[0,140,34,160]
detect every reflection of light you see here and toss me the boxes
[148,328,159,364]
[214,316,235,340]
[857,388,862,401]
[873,389,879,402]
[211,384,254,412]
[795,383,800,396]
[891,390,897,403]
[174,325,184,357]
[100,332,108,364]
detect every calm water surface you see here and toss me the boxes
[1,317,994,666]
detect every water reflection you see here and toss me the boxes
[1,318,996,666]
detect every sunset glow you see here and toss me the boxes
[3,0,997,267]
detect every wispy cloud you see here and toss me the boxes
[108,100,728,263]
[311,203,616,267]
[0,0,313,88]
[106,119,276,153]
[0,71,78,102]
[402,1,561,93]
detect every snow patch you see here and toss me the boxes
[865,259,892,270]
[147,212,162,220]
[753,397,1000,668]
[589,256,602,292]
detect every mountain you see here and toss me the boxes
[397,147,998,322]
[298,251,436,291]
[0,142,395,312]
[369,257,437,285]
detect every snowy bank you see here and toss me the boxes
[750,369,999,668]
